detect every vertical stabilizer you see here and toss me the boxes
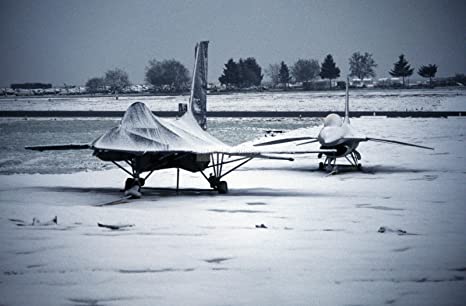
[344,77,350,123]
[189,41,209,130]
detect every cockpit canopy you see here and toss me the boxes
[323,113,343,127]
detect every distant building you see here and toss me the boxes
[376,77,403,88]
[350,78,374,88]
[303,80,336,90]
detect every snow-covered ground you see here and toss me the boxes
[0,117,322,174]
[0,117,465,305]
[1,88,465,112]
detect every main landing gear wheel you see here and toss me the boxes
[318,162,324,170]
[217,181,228,194]
[124,177,145,191]
[124,177,145,198]
[357,163,362,171]
[208,175,229,194]
[124,178,134,191]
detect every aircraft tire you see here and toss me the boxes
[318,162,324,170]
[124,178,134,190]
[137,178,145,187]
[217,181,228,194]
[357,163,362,170]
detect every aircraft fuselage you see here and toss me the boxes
[320,140,360,158]
[94,149,210,173]
[317,117,360,158]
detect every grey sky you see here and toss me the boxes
[1,0,465,87]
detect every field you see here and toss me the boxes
[1,88,465,112]
[0,91,465,305]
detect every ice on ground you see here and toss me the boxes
[1,88,465,111]
[0,117,465,305]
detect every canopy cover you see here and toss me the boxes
[91,101,226,153]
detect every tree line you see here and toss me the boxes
[85,52,442,94]
[86,59,192,94]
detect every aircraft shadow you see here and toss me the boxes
[241,164,430,175]
[359,165,430,175]
[143,187,325,198]
[239,165,322,173]
[33,186,325,199]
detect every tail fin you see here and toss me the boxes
[344,76,350,124]
[189,41,209,130]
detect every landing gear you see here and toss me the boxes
[318,150,363,173]
[207,172,229,194]
[319,156,337,172]
[354,150,362,161]
[217,181,229,194]
[318,162,324,170]
[124,177,145,191]
[111,158,155,198]
[110,152,286,196]
[201,153,254,194]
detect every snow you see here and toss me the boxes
[91,102,225,153]
[1,88,465,112]
[0,117,324,174]
[1,117,465,305]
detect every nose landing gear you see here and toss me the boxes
[318,149,363,173]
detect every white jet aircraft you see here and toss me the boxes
[254,78,434,173]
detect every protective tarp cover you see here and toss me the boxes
[91,102,226,153]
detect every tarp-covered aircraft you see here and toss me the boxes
[26,41,334,196]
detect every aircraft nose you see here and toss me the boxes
[318,128,342,146]
[318,130,333,145]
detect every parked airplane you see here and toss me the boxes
[254,78,434,173]
[26,41,334,196]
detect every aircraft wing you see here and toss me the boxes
[158,148,337,161]
[344,137,434,150]
[25,144,90,151]
[216,148,335,156]
[113,148,336,156]
[253,136,317,147]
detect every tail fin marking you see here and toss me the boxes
[189,41,209,130]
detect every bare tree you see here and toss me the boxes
[104,68,130,93]
[265,63,281,88]
[349,52,377,80]
[85,77,105,93]
[291,59,320,83]
[145,59,190,92]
